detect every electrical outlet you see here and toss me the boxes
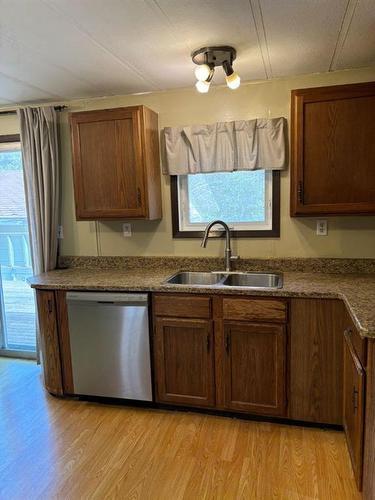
[316,220,328,236]
[122,223,132,237]
[57,225,64,239]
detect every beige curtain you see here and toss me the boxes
[163,117,287,175]
[18,107,60,362]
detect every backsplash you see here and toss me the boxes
[59,256,375,274]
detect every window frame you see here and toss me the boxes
[0,133,37,359]
[170,170,280,239]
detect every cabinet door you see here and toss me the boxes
[70,107,146,219]
[223,322,286,416]
[343,331,365,490]
[154,318,215,407]
[36,290,63,396]
[291,82,375,216]
[289,299,344,424]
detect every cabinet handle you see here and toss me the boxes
[352,386,359,412]
[47,299,53,314]
[137,188,142,206]
[297,181,304,204]
[225,334,230,353]
[206,335,210,352]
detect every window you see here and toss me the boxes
[171,170,280,237]
[0,135,36,357]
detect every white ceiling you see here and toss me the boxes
[0,0,374,106]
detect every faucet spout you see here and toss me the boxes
[200,220,234,272]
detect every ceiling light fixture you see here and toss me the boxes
[191,46,240,93]
[222,60,241,90]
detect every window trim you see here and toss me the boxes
[0,134,20,143]
[170,170,280,239]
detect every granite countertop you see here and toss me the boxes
[28,262,375,339]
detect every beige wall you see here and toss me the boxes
[1,67,375,258]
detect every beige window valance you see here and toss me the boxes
[163,117,287,175]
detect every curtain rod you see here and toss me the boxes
[0,105,68,116]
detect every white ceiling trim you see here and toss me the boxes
[249,0,272,79]
[329,0,359,71]
[41,0,161,91]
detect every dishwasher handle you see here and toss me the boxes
[66,292,148,306]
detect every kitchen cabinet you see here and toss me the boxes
[222,322,286,416]
[289,298,344,424]
[343,327,365,490]
[290,81,375,216]
[35,290,63,396]
[154,317,215,407]
[153,294,287,416]
[70,105,162,220]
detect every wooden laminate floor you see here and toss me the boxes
[0,358,360,500]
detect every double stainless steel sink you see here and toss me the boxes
[165,271,283,289]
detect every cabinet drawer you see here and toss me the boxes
[222,298,287,323]
[153,294,211,319]
[345,318,367,368]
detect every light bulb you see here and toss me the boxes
[195,80,210,93]
[194,64,211,81]
[226,72,241,90]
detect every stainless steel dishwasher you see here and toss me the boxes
[66,292,152,401]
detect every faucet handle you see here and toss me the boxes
[230,254,240,261]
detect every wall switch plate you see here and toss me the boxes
[122,223,132,237]
[57,225,64,239]
[316,220,328,236]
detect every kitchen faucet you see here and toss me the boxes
[201,220,238,272]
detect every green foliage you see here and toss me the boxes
[188,170,266,223]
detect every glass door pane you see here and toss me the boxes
[0,140,36,356]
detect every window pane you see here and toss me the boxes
[0,144,36,353]
[187,171,266,224]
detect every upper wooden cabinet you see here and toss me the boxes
[70,106,162,220]
[290,81,375,216]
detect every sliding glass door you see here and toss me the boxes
[0,137,36,357]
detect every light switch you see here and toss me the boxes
[57,225,64,239]
[316,220,328,236]
[122,223,132,237]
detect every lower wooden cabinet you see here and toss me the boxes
[289,298,344,424]
[223,322,286,416]
[35,290,63,396]
[152,294,288,417]
[154,317,215,407]
[343,329,365,490]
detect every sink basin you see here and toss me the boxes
[222,272,283,289]
[164,271,283,289]
[165,271,226,286]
